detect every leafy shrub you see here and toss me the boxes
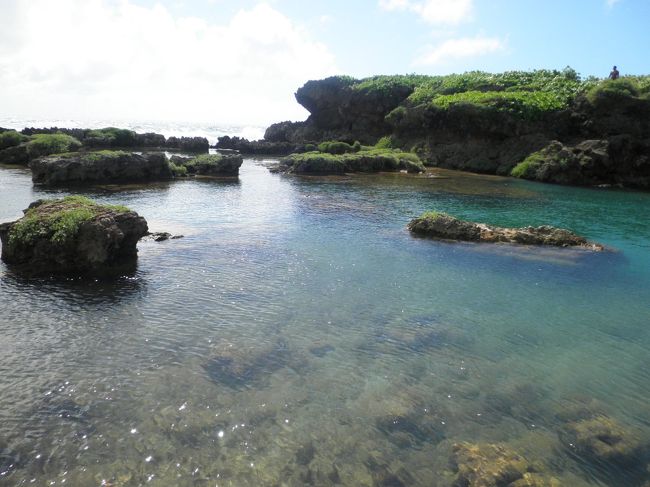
[26,134,82,158]
[430,90,566,120]
[405,69,589,113]
[0,130,28,150]
[352,74,432,96]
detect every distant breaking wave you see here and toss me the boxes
[0,118,266,145]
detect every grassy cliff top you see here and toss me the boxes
[302,70,650,120]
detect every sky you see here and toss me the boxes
[0,0,648,127]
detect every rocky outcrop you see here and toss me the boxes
[0,144,29,165]
[170,153,243,176]
[0,196,148,275]
[275,149,424,175]
[165,136,209,152]
[215,135,304,156]
[260,74,650,188]
[19,127,209,152]
[512,138,650,188]
[408,212,604,250]
[30,151,173,185]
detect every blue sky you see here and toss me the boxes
[0,0,647,126]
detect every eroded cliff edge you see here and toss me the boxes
[250,71,650,188]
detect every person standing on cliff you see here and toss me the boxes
[609,66,620,80]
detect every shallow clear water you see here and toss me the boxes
[1,161,649,486]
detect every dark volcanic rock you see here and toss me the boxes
[215,135,302,156]
[0,144,29,165]
[29,151,172,185]
[0,196,148,275]
[276,150,424,175]
[408,212,604,250]
[173,153,244,176]
[512,138,650,187]
[166,136,209,152]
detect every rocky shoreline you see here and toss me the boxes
[214,71,650,189]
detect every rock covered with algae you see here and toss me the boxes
[562,415,646,464]
[408,212,604,250]
[30,150,172,185]
[449,442,560,487]
[0,196,147,275]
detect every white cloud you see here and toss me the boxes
[606,0,622,6]
[0,1,338,125]
[379,0,473,25]
[414,36,506,65]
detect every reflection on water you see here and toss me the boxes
[1,161,650,486]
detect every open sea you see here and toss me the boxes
[1,122,650,486]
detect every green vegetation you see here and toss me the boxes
[168,161,188,177]
[317,141,360,154]
[85,127,138,147]
[55,150,131,161]
[430,90,566,120]
[281,147,424,174]
[586,76,650,104]
[511,153,547,178]
[419,211,445,220]
[0,130,28,150]
[26,134,82,158]
[352,74,432,96]
[180,154,223,169]
[374,136,393,149]
[9,196,130,246]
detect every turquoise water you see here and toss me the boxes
[1,160,649,486]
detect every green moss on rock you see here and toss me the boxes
[0,196,147,275]
[26,133,82,158]
[278,148,424,175]
[9,196,129,246]
[171,153,243,176]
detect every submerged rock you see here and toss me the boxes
[30,151,172,185]
[0,196,147,275]
[140,232,184,242]
[0,443,21,478]
[202,338,304,387]
[450,442,558,487]
[408,212,604,250]
[562,415,646,464]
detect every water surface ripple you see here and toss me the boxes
[1,161,649,486]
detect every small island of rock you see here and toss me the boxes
[30,151,173,185]
[0,196,148,274]
[274,141,424,175]
[408,212,604,250]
